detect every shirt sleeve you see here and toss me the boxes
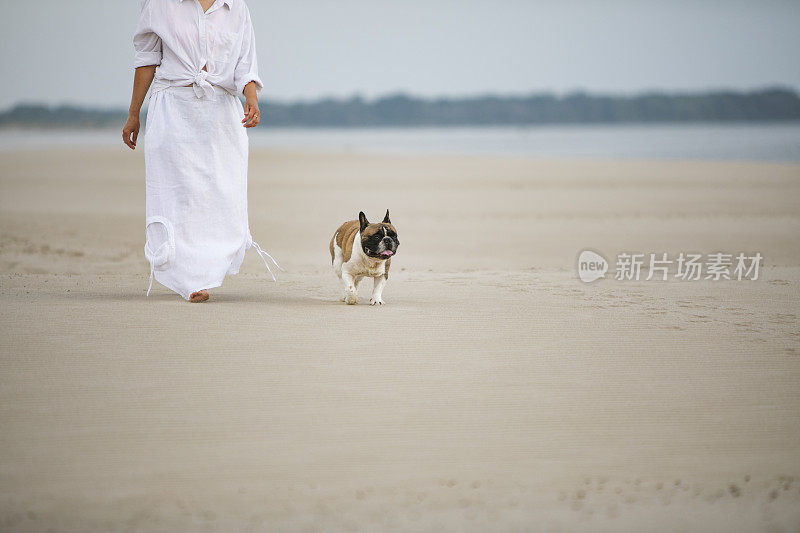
[133,0,162,68]
[234,5,264,95]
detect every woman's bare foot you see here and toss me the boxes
[189,290,210,303]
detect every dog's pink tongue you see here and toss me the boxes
[380,250,394,256]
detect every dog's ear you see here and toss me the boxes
[358,211,369,232]
[383,209,391,224]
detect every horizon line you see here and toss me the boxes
[1,85,797,114]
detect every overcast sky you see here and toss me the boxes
[1,0,799,110]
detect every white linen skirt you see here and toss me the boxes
[143,85,279,299]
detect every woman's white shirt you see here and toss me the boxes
[133,0,263,97]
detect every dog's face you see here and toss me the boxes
[359,210,399,260]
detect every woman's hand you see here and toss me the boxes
[123,114,140,150]
[242,98,260,128]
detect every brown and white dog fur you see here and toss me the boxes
[330,210,399,305]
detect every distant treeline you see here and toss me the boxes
[2,87,799,128]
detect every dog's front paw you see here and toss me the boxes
[369,297,384,306]
[344,292,358,305]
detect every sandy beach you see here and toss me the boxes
[1,147,799,532]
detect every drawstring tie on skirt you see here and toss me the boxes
[251,240,285,282]
[147,263,155,297]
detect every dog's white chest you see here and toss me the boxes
[346,252,386,277]
[359,260,386,277]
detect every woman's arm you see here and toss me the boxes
[241,81,260,128]
[235,5,262,129]
[123,65,156,150]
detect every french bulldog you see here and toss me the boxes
[330,210,399,305]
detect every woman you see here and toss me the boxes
[123,0,280,303]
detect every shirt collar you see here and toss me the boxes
[178,0,232,9]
